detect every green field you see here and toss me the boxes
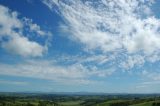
[58,101,83,106]
[0,93,160,106]
[97,100,160,106]
[130,102,153,106]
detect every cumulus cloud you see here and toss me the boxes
[2,36,45,57]
[0,5,51,57]
[0,3,115,82]
[43,0,160,70]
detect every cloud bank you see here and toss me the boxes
[0,58,114,85]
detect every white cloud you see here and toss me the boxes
[23,18,52,37]
[132,69,160,93]
[2,35,45,57]
[120,55,145,70]
[0,59,113,85]
[43,0,160,70]
[142,70,160,81]
[0,5,51,57]
[133,70,160,92]
[0,79,28,85]
[0,5,22,36]
[134,80,160,93]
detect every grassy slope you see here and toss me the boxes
[129,102,153,106]
[97,100,156,106]
[97,100,129,106]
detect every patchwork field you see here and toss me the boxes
[0,93,160,106]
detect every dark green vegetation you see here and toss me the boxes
[0,93,160,106]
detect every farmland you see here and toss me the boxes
[0,93,160,106]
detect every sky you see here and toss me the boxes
[0,0,160,93]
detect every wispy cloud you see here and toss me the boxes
[0,79,28,85]
[43,0,160,70]
[0,58,114,85]
[133,70,160,92]
[142,70,160,81]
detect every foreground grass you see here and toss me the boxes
[130,102,153,106]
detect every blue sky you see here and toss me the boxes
[0,0,160,93]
